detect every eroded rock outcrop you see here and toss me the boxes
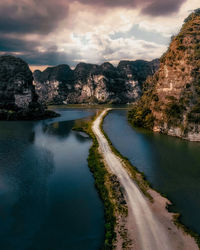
[128,9,200,141]
[33,60,159,104]
[117,59,159,87]
[0,55,58,120]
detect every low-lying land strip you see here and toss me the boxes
[74,109,199,249]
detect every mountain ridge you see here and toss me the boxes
[33,59,159,104]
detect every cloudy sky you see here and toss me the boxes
[0,0,199,71]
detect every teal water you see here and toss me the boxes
[0,109,104,250]
[103,109,200,234]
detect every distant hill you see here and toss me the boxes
[33,59,159,104]
[0,55,58,120]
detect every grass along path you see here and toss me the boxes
[73,111,130,249]
[92,109,198,250]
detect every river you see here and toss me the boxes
[0,108,104,250]
[1,107,200,249]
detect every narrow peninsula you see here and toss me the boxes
[91,109,198,249]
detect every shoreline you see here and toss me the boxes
[101,109,200,246]
[48,104,132,110]
[73,110,132,249]
[73,108,199,249]
[73,112,119,249]
[93,109,198,249]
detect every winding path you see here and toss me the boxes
[92,109,198,250]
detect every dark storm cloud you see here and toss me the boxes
[75,0,136,8]
[75,0,186,16]
[141,0,186,16]
[0,0,186,37]
[0,0,68,35]
[0,31,79,66]
[0,35,38,52]
[3,47,81,67]
[0,0,71,65]
[0,0,187,66]
[21,51,74,66]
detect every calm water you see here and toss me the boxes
[0,109,104,250]
[104,109,200,234]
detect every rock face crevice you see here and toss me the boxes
[33,60,159,105]
[0,55,58,120]
[128,9,200,141]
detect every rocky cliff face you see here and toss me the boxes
[33,60,159,104]
[0,55,58,120]
[128,9,200,141]
[33,64,74,104]
[117,59,159,87]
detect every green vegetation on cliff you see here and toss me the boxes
[128,106,154,129]
[128,9,200,140]
[128,75,157,129]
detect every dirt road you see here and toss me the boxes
[92,109,198,250]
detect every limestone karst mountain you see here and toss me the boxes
[128,9,200,141]
[0,55,58,120]
[33,59,159,104]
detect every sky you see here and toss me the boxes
[0,0,199,71]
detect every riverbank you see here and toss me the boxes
[49,104,131,110]
[93,109,198,249]
[0,108,59,121]
[73,111,132,249]
[73,114,127,250]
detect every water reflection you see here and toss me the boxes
[0,121,55,249]
[42,120,75,139]
[0,109,104,250]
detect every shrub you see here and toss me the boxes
[165,102,183,118]
[128,106,154,129]
[164,100,185,126]
[177,45,186,51]
[152,94,159,101]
